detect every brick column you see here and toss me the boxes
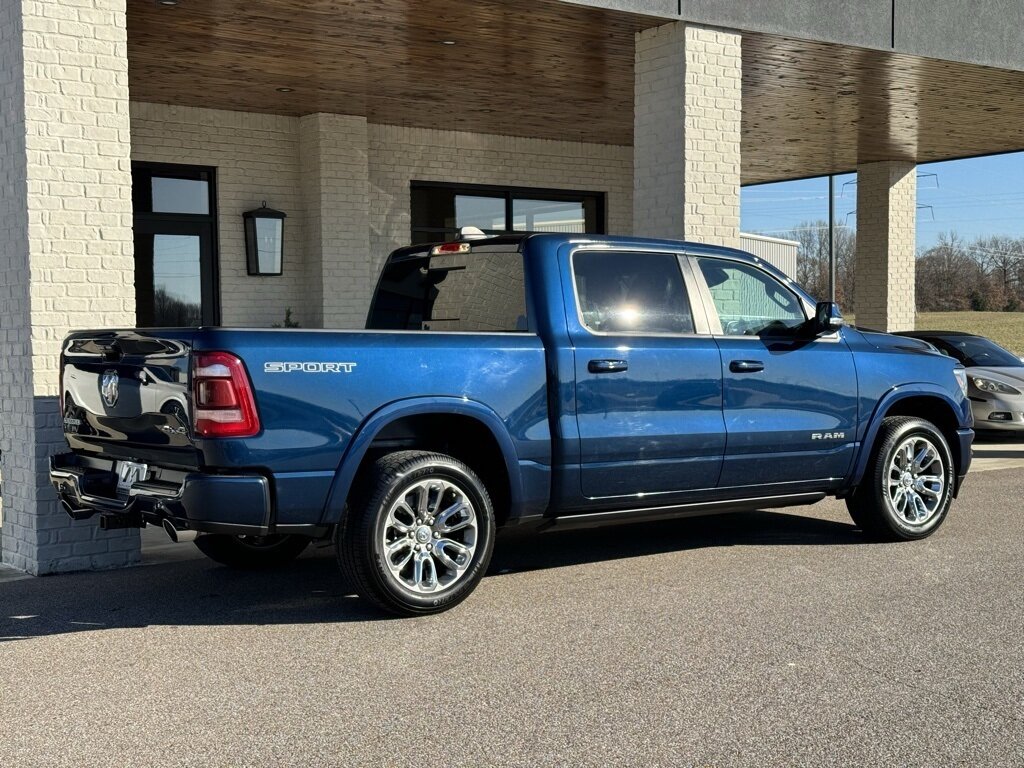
[634,22,742,247]
[854,161,917,332]
[0,0,138,574]
[299,114,370,329]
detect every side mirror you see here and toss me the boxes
[813,301,845,335]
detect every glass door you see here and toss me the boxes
[132,163,218,326]
[133,221,215,326]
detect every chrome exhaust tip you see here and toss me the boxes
[162,519,199,543]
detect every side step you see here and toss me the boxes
[541,492,826,531]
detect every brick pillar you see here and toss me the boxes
[298,114,370,329]
[634,22,742,247]
[0,0,138,574]
[854,161,917,332]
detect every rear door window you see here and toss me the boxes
[572,251,695,334]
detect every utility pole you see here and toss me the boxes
[828,175,836,303]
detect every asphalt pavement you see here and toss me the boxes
[2,464,1023,767]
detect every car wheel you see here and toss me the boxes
[846,416,955,541]
[194,533,311,568]
[337,450,496,616]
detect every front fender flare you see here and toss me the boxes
[319,397,524,526]
[850,383,970,488]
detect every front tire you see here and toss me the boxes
[846,416,955,541]
[194,533,310,568]
[337,450,496,616]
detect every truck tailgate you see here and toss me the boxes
[60,330,199,468]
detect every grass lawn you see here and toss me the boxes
[845,311,1024,355]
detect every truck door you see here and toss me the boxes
[689,254,858,489]
[565,247,726,500]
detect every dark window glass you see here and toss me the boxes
[368,251,528,332]
[132,163,218,326]
[697,257,805,336]
[411,183,604,243]
[455,195,506,231]
[573,251,694,334]
[512,198,587,233]
[927,336,1022,367]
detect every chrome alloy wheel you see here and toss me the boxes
[380,478,478,594]
[887,436,945,526]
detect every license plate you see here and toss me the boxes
[116,461,148,493]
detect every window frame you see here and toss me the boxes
[568,247,712,338]
[411,181,606,241]
[687,254,814,338]
[132,162,220,325]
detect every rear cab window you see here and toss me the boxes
[367,248,529,332]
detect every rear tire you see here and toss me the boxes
[194,533,310,568]
[846,416,955,541]
[337,450,496,616]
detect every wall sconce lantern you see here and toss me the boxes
[244,202,286,276]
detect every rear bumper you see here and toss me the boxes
[954,428,974,496]
[49,452,273,536]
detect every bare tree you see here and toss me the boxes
[779,220,857,311]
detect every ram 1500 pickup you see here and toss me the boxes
[51,233,974,615]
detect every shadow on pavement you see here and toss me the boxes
[1,509,859,641]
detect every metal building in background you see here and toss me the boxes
[740,233,799,276]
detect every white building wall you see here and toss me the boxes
[129,104,634,328]
[298,113,371,330]
[855,160,917,332]
[130,103,308,329]
[1,0,138,574]
[634,23,742,246]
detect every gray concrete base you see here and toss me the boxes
[971,436,1024,473]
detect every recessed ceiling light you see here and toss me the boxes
[440,40,457,45]
[157,0,179,6]
[276,87,294,93]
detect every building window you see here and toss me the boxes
[411,182,604,243]
[132,163,219,327]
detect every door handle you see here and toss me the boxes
[729,360,764,373]
[588,359,628,374]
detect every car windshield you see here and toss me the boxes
[927,335,1022,367]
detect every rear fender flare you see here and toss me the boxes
[320,397,523,525]
[851,383,968,487]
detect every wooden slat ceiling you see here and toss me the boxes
[127,0,1024,184]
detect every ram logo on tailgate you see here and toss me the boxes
[100,370,119,407]
[264,362,357,373]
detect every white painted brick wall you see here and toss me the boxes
[130,103,307,329]
[855,160,917,332]
[634,22,741,247]
[299,114,370,330]
[131,104,633,328]
[1,0,138,574]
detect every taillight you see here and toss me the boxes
[191,351,260,438]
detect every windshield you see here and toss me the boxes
[927,335,1022,367]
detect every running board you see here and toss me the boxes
[541,492,827,531]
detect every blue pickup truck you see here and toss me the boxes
[51,233,973,615]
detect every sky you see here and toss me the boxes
[740,152,1024,252]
